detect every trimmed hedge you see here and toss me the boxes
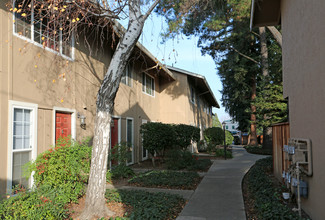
[140,122,200,157]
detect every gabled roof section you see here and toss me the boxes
[113,21,175,82]
[167,66,220,108]
[250,0,281,29]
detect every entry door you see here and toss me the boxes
[55,112,71,142]
[110,118,119,165]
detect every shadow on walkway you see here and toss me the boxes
[176,145,267,220]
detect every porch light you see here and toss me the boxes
[77,112,86,128]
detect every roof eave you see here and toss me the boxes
[250,0,281,30]
[113,21,176,81]
[167,66,220,108]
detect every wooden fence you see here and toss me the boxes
[272,122,290,181]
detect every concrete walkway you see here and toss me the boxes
[176,146,266,220]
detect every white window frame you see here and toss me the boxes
[12,0,74,60]
[126,117,134,165]
[7,100,38,194]
[141,119,148,161]
[52,107,76,145]
[142,72,155,97]
[121,64,133,87]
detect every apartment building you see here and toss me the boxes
[0,2,219,195]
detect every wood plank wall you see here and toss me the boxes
[272,122,290,181]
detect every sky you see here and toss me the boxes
[136,14,231,122]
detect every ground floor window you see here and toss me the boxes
[8,101,38,193]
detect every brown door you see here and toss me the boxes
[55,112,71,142]
[110,118,119,165]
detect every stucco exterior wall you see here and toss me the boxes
[0,5,109,195]
[281,1,325,219]
[159,71,213,129]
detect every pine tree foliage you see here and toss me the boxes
[157,0,287,132]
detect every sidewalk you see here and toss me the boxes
[176,146,267,220]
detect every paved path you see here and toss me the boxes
[176,146,266,220]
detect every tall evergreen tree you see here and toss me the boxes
[157,0,287,145]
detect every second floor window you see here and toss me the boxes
[13,0,73,59]
[142,73,155,96]
[121,64,132,87]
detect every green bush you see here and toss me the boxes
[215,149,233,158]
[245,145,272,155]
[0,185,70,219]
[246,157,305,220]
[204,127,234,147]
[111,165,135,179]
[0,137,92,219]
[108,142,135,179]
[165,149,196,170]
[26,137,92,202]
[106,190,185,220]
[128,170,201,190]
[140,122,176,158]
[165,149,212,171]
[172,124,200,151]
[233,136,240,145]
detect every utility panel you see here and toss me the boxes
[286,138,313,176]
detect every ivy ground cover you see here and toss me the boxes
[128,170,201,190]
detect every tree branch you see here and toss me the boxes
[266,26,282,48]
[143,0,160,20]
[230,47,260,64]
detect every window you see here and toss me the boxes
[226,125,229,130]
[8,101,38,193]
[121,64,132,87]
[190,87,195,104]
[126,118,134,165]
[232,125,235,129]
[142,73,155,96]
[13,0,73,59]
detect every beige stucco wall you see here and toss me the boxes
[281,1,325,219]
[160,70,213,129]
[0,4,109,195]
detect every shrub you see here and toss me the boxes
[140,122,175,159]
[172,124,200,151]
[234,136,241,145]
[0,185,69,219]
[106,190,185,220]
[165,149,196,170]
[245,145,272,155]
[204,127,234,147]
[166,149,212,171]
[128,170,201,190]
[26,137,92,203]
[215,149,233,158]
[110,165,135,179]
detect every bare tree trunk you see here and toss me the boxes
[79,0,160,218]
[266,26,282,48]
[250,77,257,146]
[259,27,268,77]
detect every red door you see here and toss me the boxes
[110,118,119,165]
[55,112,71,142]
